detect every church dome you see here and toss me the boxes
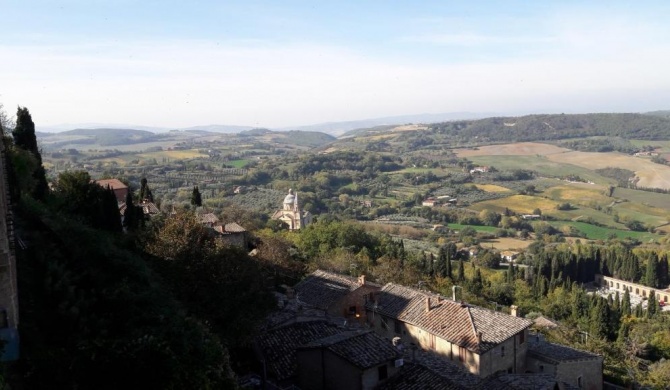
[283,189,295,204]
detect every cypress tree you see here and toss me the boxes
[645,253,660,288]
[12,106,48,200]
[621,288,631,316]
[457,259,465,282]
[659,254,669,287]
[191,186,202,207]
[436,246,447,278]
[647,290,658,318]
[589,297,610,340]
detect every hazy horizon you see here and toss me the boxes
[2,1,670,129]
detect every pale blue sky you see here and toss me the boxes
[2,1,670,129]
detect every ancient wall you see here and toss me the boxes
[0,143,19,360]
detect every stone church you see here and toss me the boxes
[271,189,312,230]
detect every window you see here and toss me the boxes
[501,346,505,357]
[539,365,544,372]
[394,320,402,334]
[519,331,525,345]
[577,376,582,388]
[378,365,388,381]
[349,306,357,315]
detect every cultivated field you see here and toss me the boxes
[471,195,561,214]
[545,151,670,189]
[475,184,511,192]
[454,142,569,157]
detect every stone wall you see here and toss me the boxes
[0,143,19,360]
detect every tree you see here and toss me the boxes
[140,177,154,202]
[645,253,660,288]
[191,185,202,207]
[12,107,48,200]
[457,259,465,281]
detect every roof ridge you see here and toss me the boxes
[466,306,478,341]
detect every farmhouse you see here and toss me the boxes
[500,251,520,262]
[422,197,440,207]
[469,166,490,174]
[95,178,129,203]
[365,283,533,377]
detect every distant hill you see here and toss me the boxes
[281,112,492,136]
[179,124,256,133]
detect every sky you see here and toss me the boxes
[2,0,670,130]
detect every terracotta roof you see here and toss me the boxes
[294,270,379,311]
[300,330,399,369]
[223,222,246,233]
[366,283,532,353]
[528,337,601,363]
[255,321,348,380]
[532,316,559,329]
[95,178,128,190]
[378,348,481,390]
[199,213,219,224]
[376,362,470,390]
[482,373,565,390]
[140,201,160,215]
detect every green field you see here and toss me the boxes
[547,221,659,242]
[227,159,250,168]
[447,223,499,233]
[613,187,670,209]
[467,155,613,185]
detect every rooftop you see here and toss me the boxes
[366,283,532,353]
[256,321,347,380]
[528,336,601,363]
[482,373,571,390]
[294,269,379,311]
[95,178,127,190]
[300,330,399,369]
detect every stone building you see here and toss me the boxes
[526,334,603,390]
[294,269,381,325]
[296,330,401,390]
[365,283,533,377]
[95,178,129,203]
[271,189,312,230]
[595,274,670,304]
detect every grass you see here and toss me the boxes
[547,221,659,241]
[227,159,250,168]
[447,223,499,233]
[475,184,511,192]
[543,184,612,207]
[467,155,612,185]
[613,187,670,209]
[471,195,560,214]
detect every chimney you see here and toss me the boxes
[424,296,431,312]
[358,275,366,285]
[510,305,519,317]
[477,331,483,344]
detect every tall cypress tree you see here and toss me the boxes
[645,253,660,288]
[436,246,447,278]
[12,106,48,200]
[647,290,658,318]
[191,186,202,207]
[621,288,631,316]
[457,259,465,282]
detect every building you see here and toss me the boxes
[271,189,312,230]
[594,274,670,304]
[365,283,533,377]
[296,330,401,390]
[294,270,381,325]
[526,334,603,390]
[95,178,129,203]
[422,198,439,207]
[255,320,349,386]
[501,251,520,262]
[212,222,247,249]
